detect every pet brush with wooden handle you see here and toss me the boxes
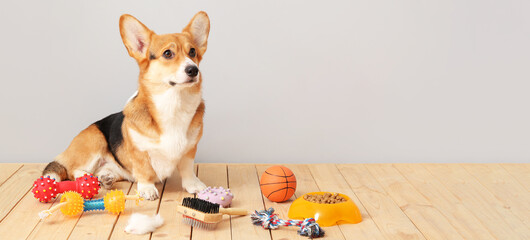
[177,197,248,230]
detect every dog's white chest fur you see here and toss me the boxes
[129,89,201,181]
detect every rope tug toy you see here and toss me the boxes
[32,174,100,202]
[38,190,143,220]
[251,208,325,239]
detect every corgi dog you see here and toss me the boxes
[42,12,210,200]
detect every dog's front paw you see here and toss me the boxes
[99,174,116,190]
[138,183,159,201]
[182,176,207,194]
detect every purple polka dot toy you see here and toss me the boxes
[197,186,234,208]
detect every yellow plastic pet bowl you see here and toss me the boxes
[288,192,362,227]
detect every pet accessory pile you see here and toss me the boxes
[38,190,143,219]
[251,208,325,239]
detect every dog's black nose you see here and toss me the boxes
[185,65,199,77]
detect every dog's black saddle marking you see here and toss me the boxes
[94,112,125,168]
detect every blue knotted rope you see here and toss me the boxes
[251,208,325,239]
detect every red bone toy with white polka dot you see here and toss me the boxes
[32,173,100,202]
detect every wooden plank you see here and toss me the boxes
[394,164,497,240]
[0,163,22,186]
[151,166,194,240]
[67,181,133,240]
[424,164,530,240]
[109,181,166,240]
[501,164,530,192]
[363,164,464,240]
[191,164,231,240]
[228,164,271,240]
[256,164,345,239]
[463,164,530,225]
[0,163,44,222]
[0,189,58,240]
[308,164,389,240]
[0,162,527,240]
[25,196,83,240]
[334,164,424,240]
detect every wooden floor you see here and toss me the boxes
[0,163,528,240]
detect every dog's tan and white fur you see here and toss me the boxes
[43,12,210,200]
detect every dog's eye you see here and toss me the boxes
[163,50,174,59]
[189,48,196,58]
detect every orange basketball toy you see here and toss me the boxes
[260,166,297,202]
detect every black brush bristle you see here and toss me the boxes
[182,197,220,214]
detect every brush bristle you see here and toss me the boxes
[182,216,217,230]
[182,197,220,214]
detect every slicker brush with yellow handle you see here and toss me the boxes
[38,190,143,220]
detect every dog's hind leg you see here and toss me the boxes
[44,125,109,181]
[43,161,68,182]
[95,158,129,189]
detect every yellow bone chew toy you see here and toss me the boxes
[38,190,143,219]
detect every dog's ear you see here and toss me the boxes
[183,11,210,57]
[120,14,153,61]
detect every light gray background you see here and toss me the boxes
[1,1,529,163]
